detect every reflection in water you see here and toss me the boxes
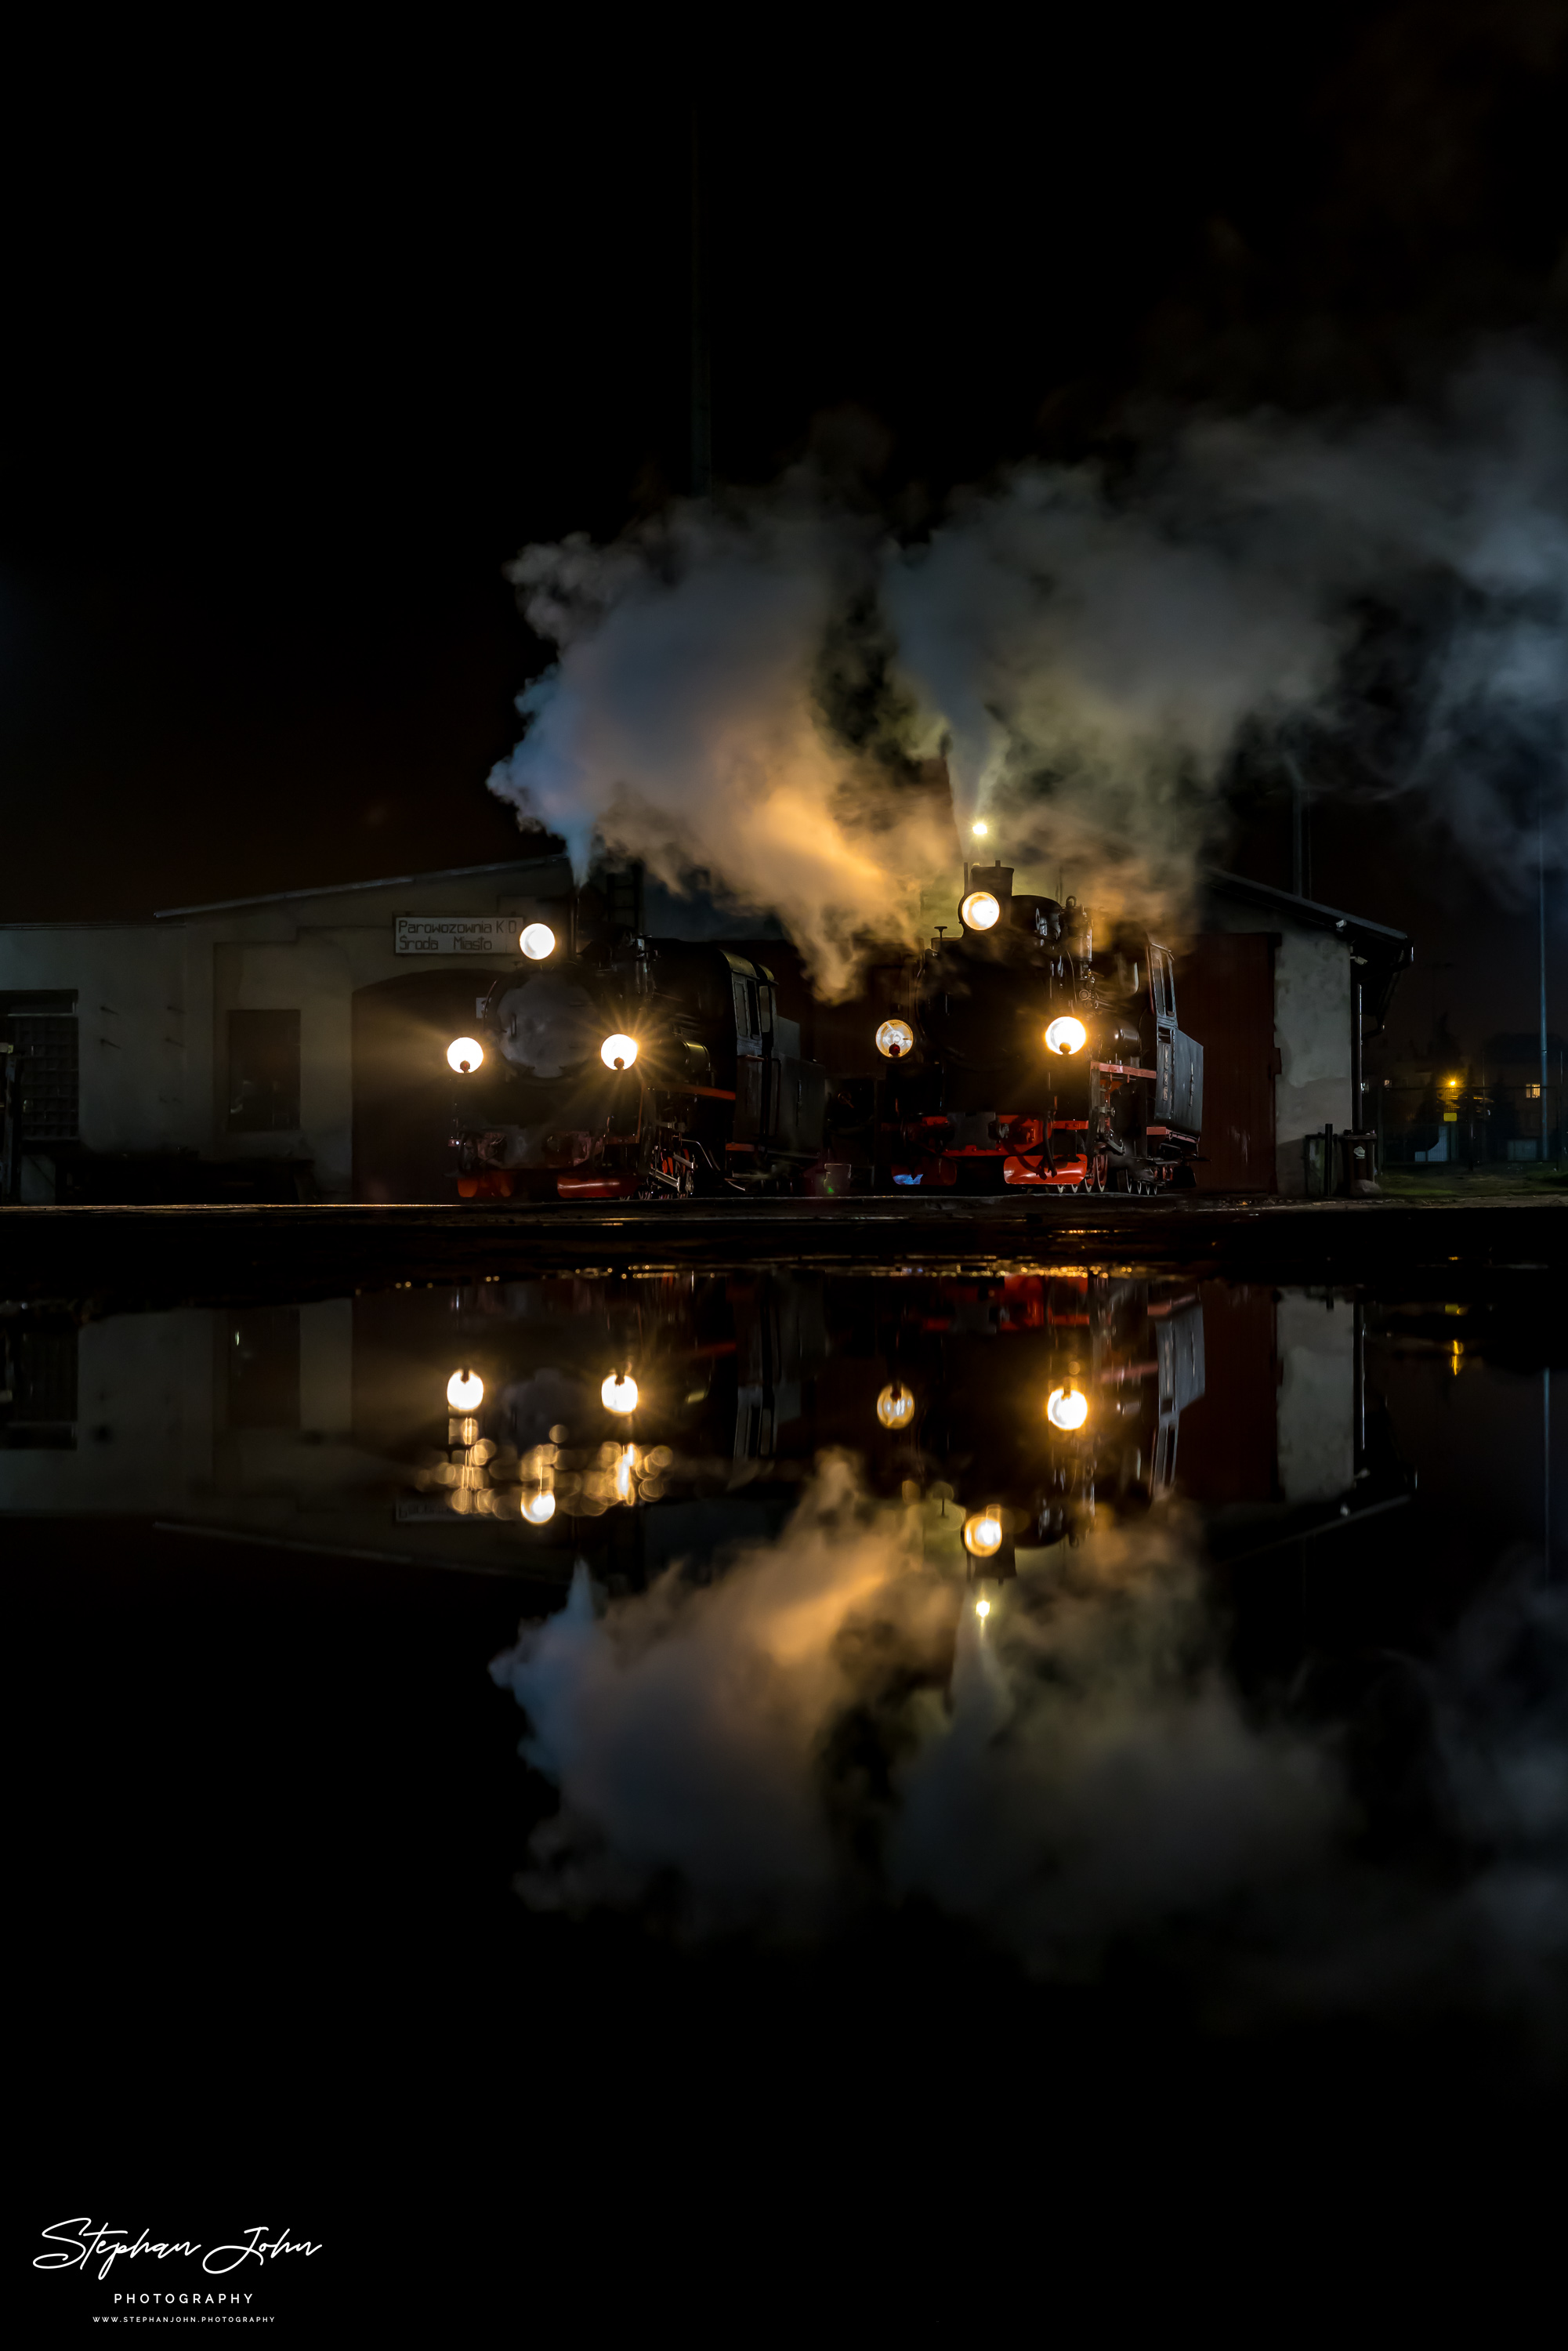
[493,1454,1566,2031]
[4,1260,1563,2033]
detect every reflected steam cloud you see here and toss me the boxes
[493,1458,1568,2037]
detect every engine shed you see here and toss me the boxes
[0,856,1407,1204]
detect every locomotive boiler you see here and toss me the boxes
[446,898,829,1200]
[864,863,1204,1194]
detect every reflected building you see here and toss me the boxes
[1,1270,1414,1587]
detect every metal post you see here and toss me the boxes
[1285,749,1306,898]
[1541,800,1551,1164]
[690,104,712,499]
[1351,978,1363,1137]
[1545,1366,1553,1579]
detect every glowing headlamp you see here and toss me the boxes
[1047,1386,1089,1431]
[520,1489,556,1524]
[447,1037,484,1074]
[520,922,556,961]
[960,890,1001,932]
[876,1018,915,1060]
[876,1381,917,1429]
[1045,1016,1088,1056]
[600,1033,639,1071]
[601,1372,639,1415]
[962,1509,1005,1557]
[447,1368,484,1411]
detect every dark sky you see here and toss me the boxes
[3,5,1565,1053]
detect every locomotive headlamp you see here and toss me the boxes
[520,922,556,961]
[876,1380,917,1429]
[962,1509,1005,1557]
[1045,1016,1088,1056]
[600,1033,639,1071]
[447,1368,484,1411]
[601,1371,639,1415]
[1047,1386,1089,1431]
[447,1037,485,1074]
[960,889,1001,932]
[971,820,989,839]
[876,1018,915,1060]
[975,1597,991,1618]
[520,1489,556,1524]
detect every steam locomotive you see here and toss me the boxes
[447,864,1203,1200]
[447,890,828,1201]
[868,862,1204,1194]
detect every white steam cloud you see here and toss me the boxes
[491,350,1568,986]
[491,1461,1568,2035]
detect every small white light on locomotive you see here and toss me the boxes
[960,889,1001,932]
[520,1488,556,1524]
[975,1596,991,1619]
[447,1036,485,1074]
[600,1033,639,1071]
[876,1380,917,1429]
[962,1509,1005,1556]
[1047,1386,1089,1431]
[971,820,989,839]
[447,1368,484,1411]
[601,1371,639,1415]
[1045,1016,1088,1056]
[876,1018,915,1060]
[520,922,556,961]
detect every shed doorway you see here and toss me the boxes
[352,968,505,1202]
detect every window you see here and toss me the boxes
[1526,1083,1542,1099]
[227,1010,300,1132]
[2,995,79,1142]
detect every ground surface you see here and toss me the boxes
[3,1190,1566,1309]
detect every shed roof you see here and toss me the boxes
[154,854,567,921]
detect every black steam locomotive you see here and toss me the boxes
[867,862,1204,1194]
[447,890,828,1201]
[447,864,1202,1200]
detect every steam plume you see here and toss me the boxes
[492,1461,1568,2035]
[491,351,1568,979]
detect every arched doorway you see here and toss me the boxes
[352,968,505,1202]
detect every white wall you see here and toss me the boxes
[1276,1291,1356,1502]
[0,924,187,1160]
[1273,929,1353,1196]
[2,857,572,1197]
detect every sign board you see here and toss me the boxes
[395,916,520,958]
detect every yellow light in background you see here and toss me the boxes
[520,1489,556,1524]
[601,1372,639,1415]
[614,1447,636,1502]
[876,1380,917,1429]
[447,1368,484,1411]
[971,820,989,839]
[975,1597,991,1618]
[600,1033,639,1071]
[520,922,556,961]
[1045,1016,1088,1056]
[447,1037,484,1074]
[876,1018,914,1060]
[962,1510,1004,1557]
[1047,1386,1089,1430]
[960,890,1001,932]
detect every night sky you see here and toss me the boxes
[4,5,1565,1053]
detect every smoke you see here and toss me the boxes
[488,497,956,998]
[491,352,1568,979]
[491,1461,1568,2040]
